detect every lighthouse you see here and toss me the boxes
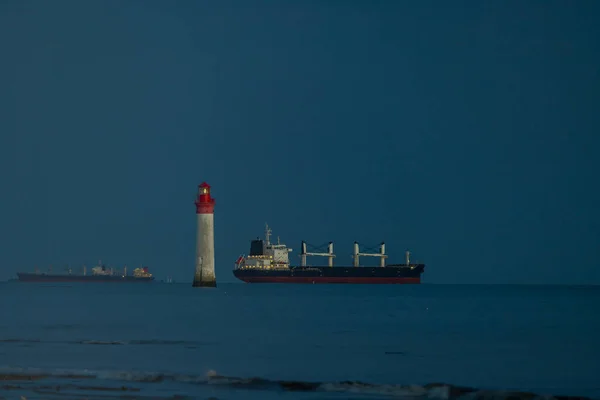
[193,182,216,287]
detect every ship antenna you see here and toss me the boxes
[265,223,271,246]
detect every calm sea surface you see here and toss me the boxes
[1,282,599,400]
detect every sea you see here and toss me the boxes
[0,281,599,400]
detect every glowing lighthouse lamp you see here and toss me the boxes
[193,182,217,288]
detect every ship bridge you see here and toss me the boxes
[235,224,292,270]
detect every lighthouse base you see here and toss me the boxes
[192,278,217,288]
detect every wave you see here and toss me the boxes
[0,366,595,400]
[0,338,206,346]
[41,323,80,330]
[77,340,127,345]
[76,339,208,347]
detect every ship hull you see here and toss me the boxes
[233,265,424,284]
[16,273,155,283]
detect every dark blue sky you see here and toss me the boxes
[1,0,598,284]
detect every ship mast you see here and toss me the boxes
[265,223,272,246]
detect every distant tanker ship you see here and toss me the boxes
[233,225,425,284]
[16,262,155,283]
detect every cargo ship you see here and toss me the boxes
[233,225,425,284]
[16,262,155,283]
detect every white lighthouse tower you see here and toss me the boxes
[193,182,216,288]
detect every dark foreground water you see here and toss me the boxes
[0,282,598,400]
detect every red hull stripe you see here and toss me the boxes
[237,277,421,284]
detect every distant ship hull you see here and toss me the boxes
[16,273,155,283]
[233,265,424,284]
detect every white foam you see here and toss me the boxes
[0,366,595,400]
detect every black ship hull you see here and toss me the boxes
[233,264,425,284]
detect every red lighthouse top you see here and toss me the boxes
[195,182,215,214]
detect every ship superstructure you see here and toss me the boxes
[236,224,294,271]
[233,224,425,284]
